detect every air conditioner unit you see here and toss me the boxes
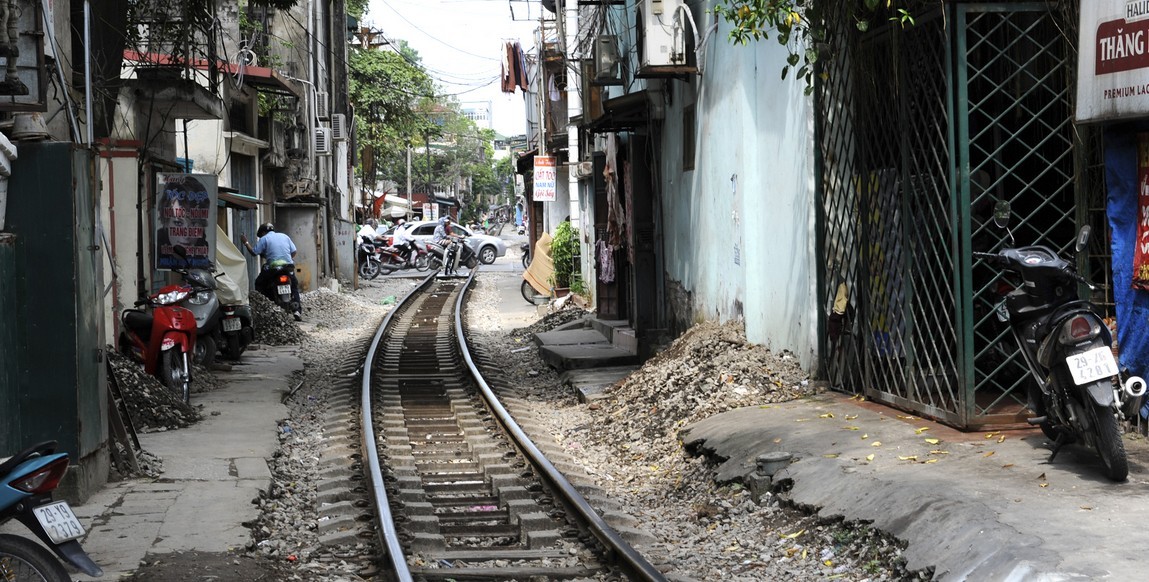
[313,127,331,155]
[331,113,347,141]
[315,92,330,120]
[638,0,696,77]
[593,36,623,85]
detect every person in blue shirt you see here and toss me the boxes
[241,222,302,320]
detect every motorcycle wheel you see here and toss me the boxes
[193,333,216,367]
[0,534,71,582]
[380,261,397,275]
[359,259,381,280]
[159,349,191,404]
[414,254,430,272]
[522,252,530,269]
[522,279,548,305]
[1026,381,1060,442]
[466,256,479,269]
[223,333,243,361]
[1092,405,1129,481]
[429,255,443,271]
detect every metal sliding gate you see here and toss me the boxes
[817,2,1079,428]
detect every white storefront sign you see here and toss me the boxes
[1078,0,1149,122]
[533,156,557,202]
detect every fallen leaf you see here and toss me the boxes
[773,438,783,444]
[924,438,940,445]
[985,432,999,439]
[795,418,810,422]
[843,426,860,431]
[852,394,863,400]
[983,451,995,458]
[915,427,930,434]
[871,441,882,447]
[758,405,774,409]
[824,559,833,566]
[802,549,808,560]
[1039,483,1049,488]
[780,529,805,539]
[897,415,917,420]
[823,453,840,458]
[898,455,918,461]
[929,450,950,455]
[997,435,1006,443]
[845,414,859,421]
[819,412,835,419]
[865,454,875,461]
[924,459,939,464]
[1080,505,1093,511]
[1037,472,1046,480]
[861,434,869,440]
[1001,463,1014,469]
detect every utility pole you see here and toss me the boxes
[406,145,412,215]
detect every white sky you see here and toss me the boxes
[364,0,546,137]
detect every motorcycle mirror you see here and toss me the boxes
[992,200,1011,228]
[1076,225,1092,253]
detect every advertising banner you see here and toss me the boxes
[1135,133,1149,288]
[155,173,217,270]
[533,155,557,202]
[1078,1,1149,122]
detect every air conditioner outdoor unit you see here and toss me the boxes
[331,113,347,141]
[638,0,696,77]
[593,36,623,85]
[313,127,331,155]
[315,92,330,120]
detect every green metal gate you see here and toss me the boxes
[817,2,1080,428]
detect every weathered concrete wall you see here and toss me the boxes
[657,10,818,370]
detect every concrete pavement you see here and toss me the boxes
[70,345,300,580]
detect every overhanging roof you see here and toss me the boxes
[218,186,262,209]
[582,91,650,134]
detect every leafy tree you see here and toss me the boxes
[712,0,915,94]
[348,42,437,194]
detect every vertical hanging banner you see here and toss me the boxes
[533,155,557,201]
[1135,134,1149,289]
[155,173,217,270]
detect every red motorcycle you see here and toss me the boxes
[117,272,198,404]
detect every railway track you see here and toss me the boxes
[358,272,665,581]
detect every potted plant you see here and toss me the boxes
[550,220,579,295]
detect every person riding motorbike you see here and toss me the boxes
[433,216,474,273]
[241,222,303,321]
[392,218,419,266]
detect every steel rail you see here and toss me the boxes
[452,269,667,582]
[360,271,438,582]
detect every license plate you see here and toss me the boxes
[1067,346,1119,386]
[222,317,241,332]
[276,284,291,295]
[33,501,85,543]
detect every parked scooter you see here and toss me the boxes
[0,441,103,581]
[177,266,223,367]
[118,249,197,403]
[520,242,530,269]
[213,229,254,361]
[358,235,383,280]
[975,200,1137,481]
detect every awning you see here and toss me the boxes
[582,90,651,134]
[433,195,459,208]
[384,194,411,207]
[217,187,261,209]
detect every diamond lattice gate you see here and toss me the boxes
[816,2,1081,428]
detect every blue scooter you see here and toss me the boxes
[0,441,102,580]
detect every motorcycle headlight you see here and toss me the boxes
[154,289,190,305]
[187,290,212,305]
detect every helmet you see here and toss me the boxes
[438,216,449,225]
[257,222,274,237]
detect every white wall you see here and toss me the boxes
[658,11,818,369]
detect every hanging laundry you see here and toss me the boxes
[515,43,529,92]
[548,73,561,101]
[597,240,615,283]
[501,42,516,93]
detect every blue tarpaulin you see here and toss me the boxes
[1104,127,1149,386]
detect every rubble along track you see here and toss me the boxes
[361,271,665,581]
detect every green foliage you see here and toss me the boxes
[346,0,370,20]
[550,221,579,289]
[712,0,916,94]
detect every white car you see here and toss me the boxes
[402,221,507,264]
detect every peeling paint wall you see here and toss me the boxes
[658,12,817,371]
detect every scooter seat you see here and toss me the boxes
[122,309,153,334]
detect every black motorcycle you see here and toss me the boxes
[975,201,1133,481]
[520,241,530,268]
[427,238,478,275]
[256,263,302,320]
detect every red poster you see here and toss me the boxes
[1134,133,1149,289]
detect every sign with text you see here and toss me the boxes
[155,173,217,270]
[1078,0,1149,122]
[533,155,557,202]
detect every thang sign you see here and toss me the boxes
[1078,0,1149,122]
